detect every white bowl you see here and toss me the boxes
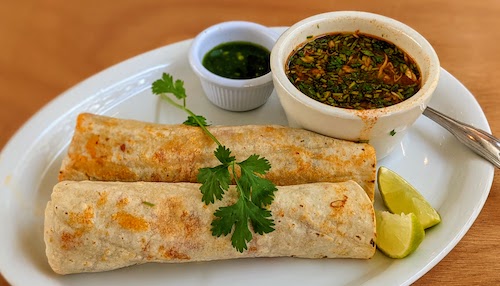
[270,11,440,159]
[189,21,279,111]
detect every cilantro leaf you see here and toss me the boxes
[211,203,240,236]
[238,154,271,174]
[246,200,274,235]
[237,155,276,206]
[231,215,253,252]
[152,73,186,99]
[197,146,235,204]
[247,176,277,207]
[214,145,235,165]
[211,196,274,252]
[212,197,252,252]
[183,115,209,127]
[197,165,231,204]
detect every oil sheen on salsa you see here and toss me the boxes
[286,31,421,109]
[202,41,271,80]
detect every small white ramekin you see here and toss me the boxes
[270,11,440,159]
[189,21,279,112]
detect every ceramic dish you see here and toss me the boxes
[271,11,440,159]
[0,28,494,286]
[189,21,279,111]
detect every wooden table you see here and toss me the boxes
[1,1,499,285]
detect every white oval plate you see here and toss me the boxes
[0,28,494,286]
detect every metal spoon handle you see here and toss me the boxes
[423,106,500,168]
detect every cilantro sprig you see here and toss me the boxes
[152,73,277,252]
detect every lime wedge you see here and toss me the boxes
[377,166,441,229]
[375,211,425,258]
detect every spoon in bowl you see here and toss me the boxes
[423,106,500,168]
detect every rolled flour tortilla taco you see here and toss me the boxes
[44,180,376,274]
[58,113,376,200]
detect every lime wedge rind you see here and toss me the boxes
[377,166,441,229]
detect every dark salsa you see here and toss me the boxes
[286,31,421,109]
[202,41,271,80]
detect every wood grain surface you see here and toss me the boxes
[1,0,499,285]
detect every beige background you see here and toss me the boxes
[1,0,499,285]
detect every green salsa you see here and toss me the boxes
[202,41,271,80]
[286,31,421,110]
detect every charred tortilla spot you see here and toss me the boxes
[60,230,84,250]
[97,192,108,207]
[276,209,285,217]
[66,156,137,181]
[85,134,101,158]
[159,245,190,260]
[111,211,149,232]
[152,150,166,163]
[155,197,201,239]
[141,237,149,252]
[116,197,129,208]
[150,172,161,181]
[68,206,94,229]
[330,195,348,208]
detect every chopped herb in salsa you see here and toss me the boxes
[286,31,421,109]
[202,41,271,80]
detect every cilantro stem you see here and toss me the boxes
[232,161,247,200]
[157,93,222,146]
